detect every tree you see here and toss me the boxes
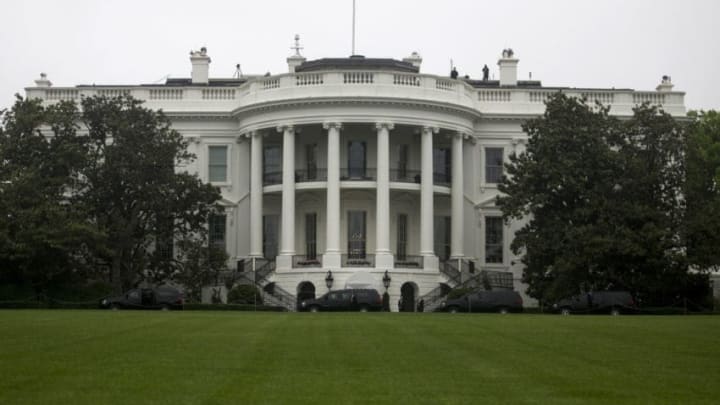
[0,96,98,296]
[685,110,720,273]
[76,95,223,291]
[0,94,224,295]
[498,93,690,305]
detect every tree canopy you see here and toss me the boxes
[498,93,698,305]
[0,95,223,295]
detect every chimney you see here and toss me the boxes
[403,52,423,70]
[498,48,519,86]
[287,34,306,73]
[656,75,674,92]
[34,72,52,87]
[190,47,211,84]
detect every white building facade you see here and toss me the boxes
[26,47,687,311]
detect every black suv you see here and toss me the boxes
[299,289,383,312]
[99,286,184,310]
[438,290,523,314]
[553,291,635,315]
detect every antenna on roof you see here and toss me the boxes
[291,34,304,56]
[352,0,357,55]
[233,64,243,79]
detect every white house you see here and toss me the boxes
[25,44,686,311]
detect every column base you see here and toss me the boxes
[375,252,394,269]
[276,254,293,271]
[322,252,341,270]
[422,255,439,271]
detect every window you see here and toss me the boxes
[397,145,409,179]
[209,214,226,251]
[306,144,318,180]
[397,214,408,260]
[263,145,282,185]
[433,147,451,185]
[208,146,228,183]
[434,216,451,261]
[485,217,504,263]
[485,148,504,184]
[306,213,317,259]
[347,141,367,178]
[347,211,367,258]
[263,215,279,259]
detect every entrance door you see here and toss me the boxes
[347,211,366,259]
[400,282,416,312]
[297,282,316,309]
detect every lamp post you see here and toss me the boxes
[325,270,334,290]
[382,270,391,290]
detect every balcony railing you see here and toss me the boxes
[433,172,452,187]
[340,168,376,181]
[394,255,424,269]
[292,255,322,268]
[390,169,421,183]
[263,171,282,186]
[295,168,328,182]
[341,253,375,267]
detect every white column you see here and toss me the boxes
[249,131,264,257]
[323,122,342,269]
[278,125,295,269]
[375,122,394,268]
[450,133,464,259]
[420,126,439,270]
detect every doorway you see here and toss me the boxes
[297,281,316,309]
[400,282,417,312]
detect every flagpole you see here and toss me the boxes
[352,0,356,55]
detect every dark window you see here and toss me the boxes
[263,145,282,185]
[208,145,228,182]
[263,215,279,259]
[209,214,226,252]
[306,144,318,180]
[485,148,504,184]
[347,211,367,258]
[397,214,408,260]
[485,217,504,263]
[434,216,451,261]
[433,147,451,184]
[306,213,317,260]
[398,145,409,178]
[348,141,367,178]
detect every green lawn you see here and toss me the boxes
[0,311,718,405]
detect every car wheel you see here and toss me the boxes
[610,307,620,316]
[448,307,459,314]
[498,307,509,315]
[111,304,120,311]
[359,306,369,312]
[560,307,571,316]
[309,306,319,313]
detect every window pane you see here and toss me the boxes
[485,148,504,184]
[263,146,282,185]
[348,141,366,178]
[208,146,228,182]
[263,215,279,259]
[397,214,407,260]
[485,217,503,263]
[209,214,226,252]
[434,216,451,261]
[306,213,317,259]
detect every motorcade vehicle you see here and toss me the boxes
[553,291,636,315]
[99,286,184,310]
[438,290,523,314]
[299,289,383,312]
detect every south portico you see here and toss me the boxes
[240,118,473,275]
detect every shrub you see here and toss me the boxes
[227,284,263,305]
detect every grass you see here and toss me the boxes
[0,311,718,405]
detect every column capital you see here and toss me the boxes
[323,122,343,130]
[416,126,439,135]
[375,122,395,131]
[276,125,296,134]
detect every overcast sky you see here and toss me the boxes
[1,0,719,111]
